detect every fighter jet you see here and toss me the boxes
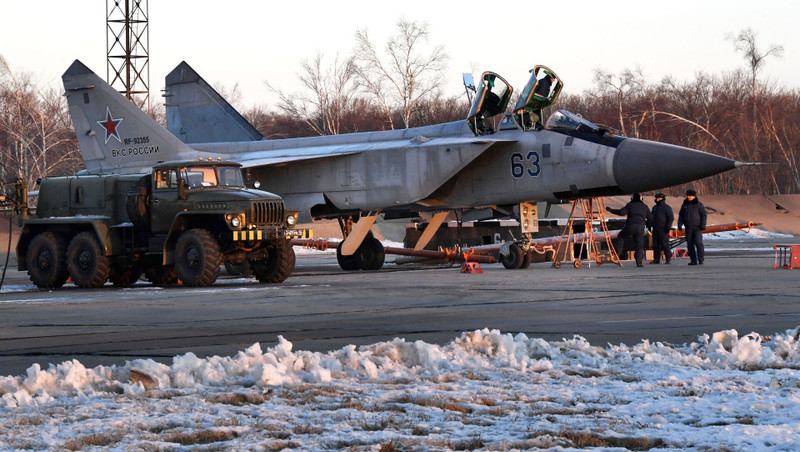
[62,60,746,271]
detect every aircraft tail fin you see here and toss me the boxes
[165,61,264,143]
[62,60,202,174]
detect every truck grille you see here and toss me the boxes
[251,201,284,226]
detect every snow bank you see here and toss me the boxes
[3,327,800,408]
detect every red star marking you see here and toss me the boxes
[97,107,123,144]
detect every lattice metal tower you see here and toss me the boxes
[106,0,150,112]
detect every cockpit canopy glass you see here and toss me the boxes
[512,66,564,131]
[546,110,602,133]
[466,72,513,136]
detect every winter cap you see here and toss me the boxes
[655,192,666,199]
[631,193,641,201]
[686,189,697,196]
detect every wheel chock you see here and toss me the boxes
[461,262,483,273]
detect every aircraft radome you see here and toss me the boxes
[62,60,748,271]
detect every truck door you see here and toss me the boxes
[149,167,182,233]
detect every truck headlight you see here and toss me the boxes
[286,214,297,227]
[231,216,240,227]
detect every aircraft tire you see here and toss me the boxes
[252,241,295,283]
[174,229,221,287]
[499,243,525,269]
[359,235,385,271]
[66,232,111,288]
[336,241,361,271]
[26,232,69,289]
[520,251,533,269]
[109,263,143,287]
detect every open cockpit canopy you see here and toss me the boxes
[512,65,563,131]
[466,72,513,136]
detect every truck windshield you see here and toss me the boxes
[182,165,244,188]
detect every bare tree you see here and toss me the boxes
[353,19,449,129]
[592,68,645,137]
[728,28,784,107]
[266,52,357,136]
[0,56,80,188]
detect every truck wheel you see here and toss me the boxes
[499,243,525,269]
[174,229,221,287]
[145,264,178,286]
[359,235,385,270]
[26,232,69,289]
[66,232,111,288]
[252,241,295,283]
[336,241,361,271]
[109,263,143,287]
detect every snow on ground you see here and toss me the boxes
[704,227,795,241]
[3,327,800,450]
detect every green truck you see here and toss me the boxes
[17,160,297,289]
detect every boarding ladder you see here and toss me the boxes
[551,197,622,268]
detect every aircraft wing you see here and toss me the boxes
[208,136,517,169]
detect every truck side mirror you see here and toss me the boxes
[178,179,187,200]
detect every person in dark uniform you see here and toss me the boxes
[534,74,555,99]
[650,192,674,264]
[677,189,707,265]
[606,193,652,267]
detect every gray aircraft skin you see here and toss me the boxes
[62,60,744,265]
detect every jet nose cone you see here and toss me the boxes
[613,138,736,193]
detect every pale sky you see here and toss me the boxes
[1,0,798,109]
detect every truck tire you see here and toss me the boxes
[109,263,143,287]
[174,229,221,287]
[26,232,69,289]
[67,232,111,288]
[252,241,295,283]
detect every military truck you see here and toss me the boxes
[17,160,297,289]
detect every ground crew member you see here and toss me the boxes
[650,192,674,264]
[606,193,652,267]
[677,188,707,265]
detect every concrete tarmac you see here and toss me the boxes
[1,236,799,377]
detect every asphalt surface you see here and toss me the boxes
[1,237,799,377]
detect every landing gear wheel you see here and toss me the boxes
[553,260,562,269]
[336,241,361,271]
[573,260,582,269]
[66,232,110,288]
[26,232,68,289]
[145,264,178,286]
[520,251,533,269]
[109,263,143,287]
[499,243,525,269]
[174,229,221,287]
[359,234,385,271]
[224,260,252,277]
[252,241,296,283]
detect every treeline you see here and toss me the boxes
[1,60,798,196]
[555,68,800,196]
